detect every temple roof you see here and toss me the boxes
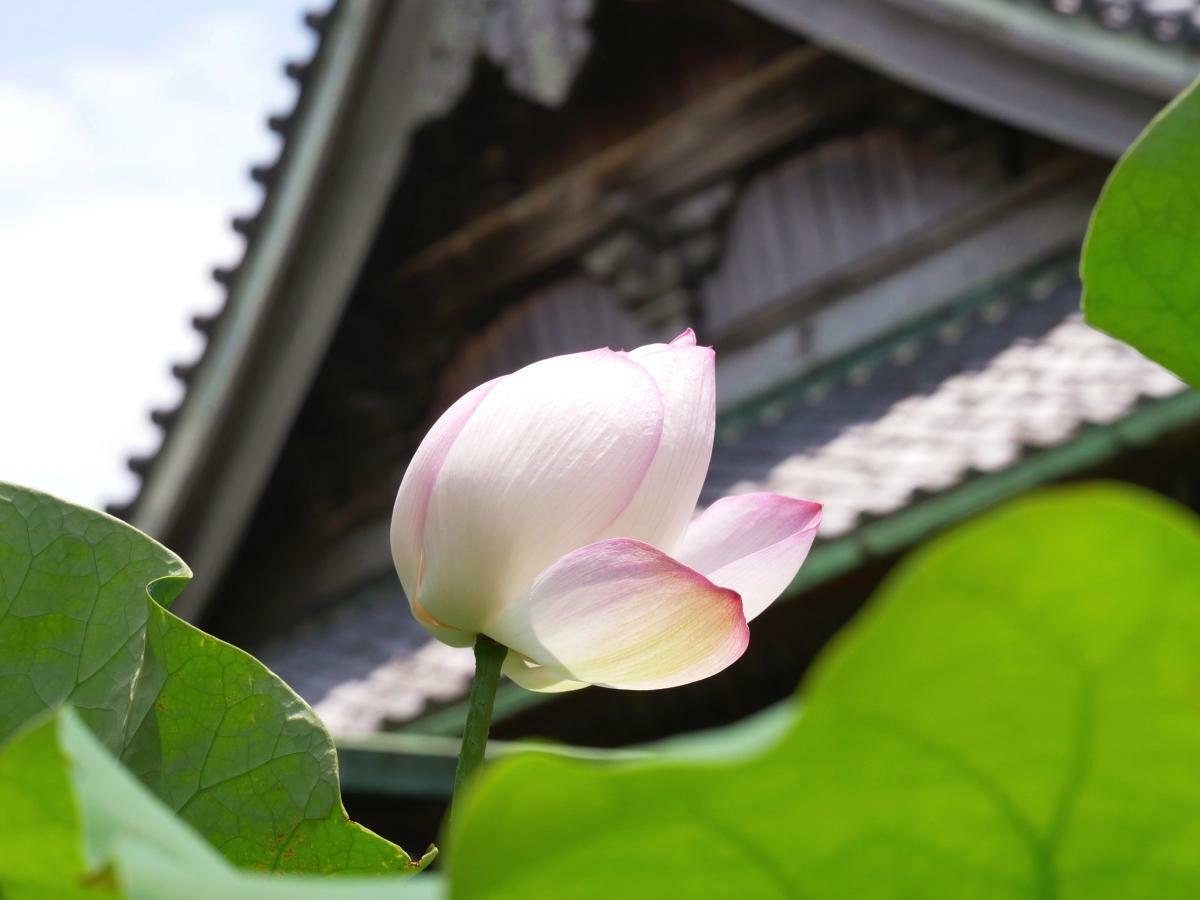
[108,3,1200,746]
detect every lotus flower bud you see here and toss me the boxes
[391,330,821,691]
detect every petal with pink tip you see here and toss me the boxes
[419,350,664,633]
[502,652,589,693]
[670,328,697,347]
[675,493,822,621]
[390,377,500,610]
[601,338,716,551]
[487,539,749,690]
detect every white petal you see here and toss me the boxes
[669,327,697,347]
[419,350,664,632]
[390,378,500,628]
[488,538,749,690]
[600,338,715,552]
[502,652,589,693]
[676,493,822,621]
[410,597,475,648]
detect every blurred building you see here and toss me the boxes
[111,0,1200,843]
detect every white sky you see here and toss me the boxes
[0,1,315,509]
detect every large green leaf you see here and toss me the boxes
[0,707,441,899]
[0,708,228,898]
[1082,78,1200,387]
[0,711,105,898]
[449,485,1200,898]
[117,843,444,900]
[0,482,428,875]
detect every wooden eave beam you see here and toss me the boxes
[712,154,1100,353]
[379,47,872,315]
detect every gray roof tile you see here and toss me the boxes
[257,578,473,736]
[703,272,1182,538]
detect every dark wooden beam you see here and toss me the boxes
[379,47,873,316]
[712,154,1102,352]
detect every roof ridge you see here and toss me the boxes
[106,4,335,519]
[1025,0,1200,47]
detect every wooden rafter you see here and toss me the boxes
[377,47,875,315]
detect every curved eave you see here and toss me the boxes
[732,0,1200,158]
[132,0,485,621]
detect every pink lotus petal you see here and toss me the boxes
[670,328,697,347]
[487,538,749,690]
[390,378,500,610]
[419,350,665,632]
[676,493,822,621]
[409,597,475,649]
[502,652,589,693]
[601,340,716,552]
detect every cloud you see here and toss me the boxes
[0,84,91,192]
[0,3,313,511]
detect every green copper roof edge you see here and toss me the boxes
[716,250,1078,439]
[337,698,799,797]
[395,388,1200,742]
[395,680,550,740]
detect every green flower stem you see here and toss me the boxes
[451,633,507,818]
